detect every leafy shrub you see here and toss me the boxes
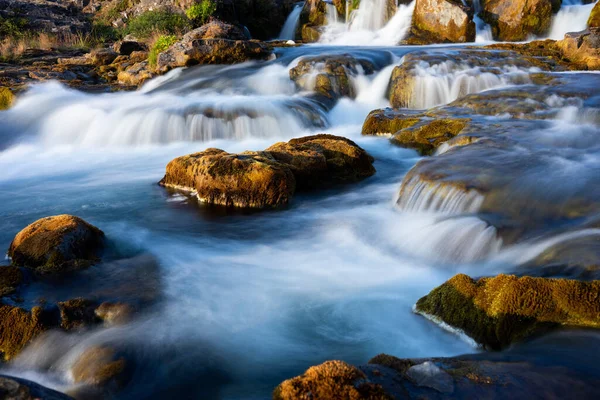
[0,16,29,39]
[123,11,191,39]
[148,34,177,67]
[91,22,121,44]
[186,0,217,26]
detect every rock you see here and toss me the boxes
[58,298,99,331]
[95,302,134,325]
[159,135,375,208]
[0,375,74,400]
[0,0,90,35]
[406,361,454,394]
[156,38,271,72]
[90,48,119,66]
[297,0,327,42]
[362,109,422,136]
[188,20,247,40]
[481,0,553,41]
[590,2,600,28]
[117,61,154,86]
[273,360,390,400]
[129,50,149,63]
[0,266,23,297]
[390,118,471,155]
[333,0,346,17]
[159,149,296,209]
[415,274,600,349]
[556,29,600,70]
[0,87,15,110]
[265,134,376,190]
[8,215,105,274]
[71,346,128,388]
[113,40,147,56]
[289,55,375,106]
[0,304,57,361]
[410,0,475,43]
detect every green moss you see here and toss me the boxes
[391,118,470,155]
[0,87,15,110]
[149,35,177,67]
[415,274,600,350]
[589,2,600,28]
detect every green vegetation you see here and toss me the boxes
[123,10,191,39]
[0,16,28,39]
[186,0,217,27]
[149,35,177,67]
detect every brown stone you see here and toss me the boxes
[411,0,475,43]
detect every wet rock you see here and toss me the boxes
[0,304,58,361]
[265,134,376,190]
[159,148,296,209]
[0,375,74,399]
[273,360,391,400]
[156,36,271,72]
[415,273,600,349]
[71,346,128,388]
[95,302,134,326]
[556,28,600,70]
[8,215,105,274]
[58,298,99,331]
[410,0,475,43]
[296,0,332,42]
[362,109,422,136]
[117,61,154,87]
[0,87,16,110]
[590,2,600,28]
[289,54,375,106]
[481,0,553,41]
[113,40,147,56]
[90,49,119,67]
[406,361,454,394]
[0,266,23,297]
[390,117,470,155]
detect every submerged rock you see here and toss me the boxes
[58,298,99,331]
[0,266,23,297]
[409,0,475,44]
[8,215,105,274]
[95,302,134,326]
[481,0,553,41]
[266,134,376,190]
[415,274,600,349]
[0,374,73,399]
[71,346,128,388]
[160,135,375,209]
[273,360,390,400]
[159,148,296,209]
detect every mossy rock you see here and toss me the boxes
[415,274,600,350]
[481,0,552,41]
[266,134,376,190]
[0,87,15,110]
[590,2,600,29]
[71,346,128,388]
[362,109,421,136]
[410,0,476,44]
[0,266,23,297]
[391,118,470,155]
[273,360,391,400]
[0,305,58,361]
[159,148,296,209]
[8,215,105,274]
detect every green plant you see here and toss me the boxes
[123,11,191,39]
[148,34,177,67]
[91,22,121,44]
[0,16,29,39]
[186,0,217,26]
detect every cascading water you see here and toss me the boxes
[547,1,596,40]
[278,2,305,40]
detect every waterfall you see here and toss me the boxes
[318,1,415,46]
[546,2,596,40]
[325,2,340,24]
[397,175,485,215]
[403,59,534,109]
[279,3,305,40]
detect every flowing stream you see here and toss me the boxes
[0,3,599,399]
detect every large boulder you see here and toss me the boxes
[159,149,297,209]
[410,0,476,43]
[556,28,600,70]
[590,2,600,28]
[71,346,128,388]
[273,360,390,400]
[189,19,248,40]
[266,134,376,190]
[159,135,376,208]
[481,0,553,41]
[296,0,328,42]
[156,33,271,72]
[415,274,600,350]
[0,375,74,400]
[8,215,105,274]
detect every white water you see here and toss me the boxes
[279,2,304,40]
[319,1,415,46]
[547,2,596,40]
[402,60,536,109]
